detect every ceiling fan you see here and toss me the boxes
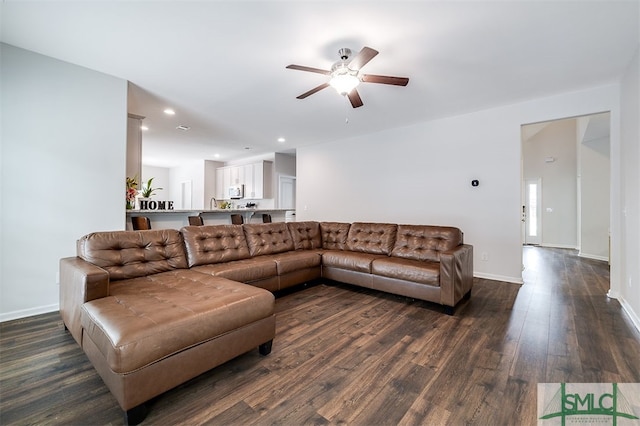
[286,46,409,108]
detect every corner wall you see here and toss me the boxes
[0,44,127,321]
[616,45,640,330]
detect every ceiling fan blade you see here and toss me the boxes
[296,82,330,99]
[286,64,331,75]
[349,47,379,70]
[347,89,364,108]
[361,74,410,86]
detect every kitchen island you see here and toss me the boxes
[125,208,294,230]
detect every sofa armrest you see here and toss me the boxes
[438,244,473,307]
[59,257,109,346]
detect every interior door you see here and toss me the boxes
[278,176,296,209]
[181,180,192,209]
[524,178,541,245]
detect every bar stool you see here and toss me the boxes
[131,216,151,230]
[262,214,272,223]
[188,215,204,226]
[231,214,244,225]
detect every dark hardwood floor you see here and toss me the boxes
[1,247,639,425]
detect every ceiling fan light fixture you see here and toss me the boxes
[329,66,360,95]
[330,73,360,95]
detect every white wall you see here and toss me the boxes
[297,84,623,286]
[141,165,170,200]
[523,120,578,249]
[274,153,296,208]
[204,160,222,208]
[169,161,204,209]
[580,135,610,261]
[274,153,296,177]
[617,45,640,330]
[1,44,127,321]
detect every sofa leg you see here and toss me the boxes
[258,340,273,356]
[443,305,454,316]
[124,403,148,425]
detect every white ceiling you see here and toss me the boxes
[2,1,638,168]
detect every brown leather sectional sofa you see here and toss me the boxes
[59,221,473,424]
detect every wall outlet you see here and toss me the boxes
[481,252,489,261]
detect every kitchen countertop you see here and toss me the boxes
[124,208,295,229]
[126,208,293,214]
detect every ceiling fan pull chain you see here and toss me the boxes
[344,95,350,124]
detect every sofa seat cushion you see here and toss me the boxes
[322,250,388,273]
[80,270,274,374]
[191,257,277,283]
[261,250,322,275]
[371,257,440,286]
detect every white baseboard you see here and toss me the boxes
[578,252,609,262]
[616,295,640,334]
[474,272,523,284]
[0,303,59,323]
[540,243,578,250]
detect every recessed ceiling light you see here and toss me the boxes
[277,137,286,143]
[140,125,149,131]
[176,125,191,131]
[213,154,220,158]
[164,108,175,115]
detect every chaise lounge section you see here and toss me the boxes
[60,229,276,425]
[59,220,473,424]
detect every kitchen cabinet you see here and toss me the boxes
[230,165,244,185]
[215,161,272,200]
[215,168,223,199]
[244,161,272,199]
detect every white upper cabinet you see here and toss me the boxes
[230,165,244,185]
[215,161,273,200]
[215,167,231,199]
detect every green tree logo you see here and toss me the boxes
[539,383,639,425]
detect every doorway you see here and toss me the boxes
[521,112,610,261]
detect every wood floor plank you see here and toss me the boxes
[1,247,639,425]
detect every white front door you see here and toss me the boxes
[524,178,542,245]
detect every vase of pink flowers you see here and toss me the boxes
[126,176,139,210]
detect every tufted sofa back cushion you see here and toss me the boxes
[391,225,463,262]
[243,222,295,257]
[181,225,251,267]
[347,222,398,255]
[320,222,351,250]
[77,229,188,281]
[287,221,322,250]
